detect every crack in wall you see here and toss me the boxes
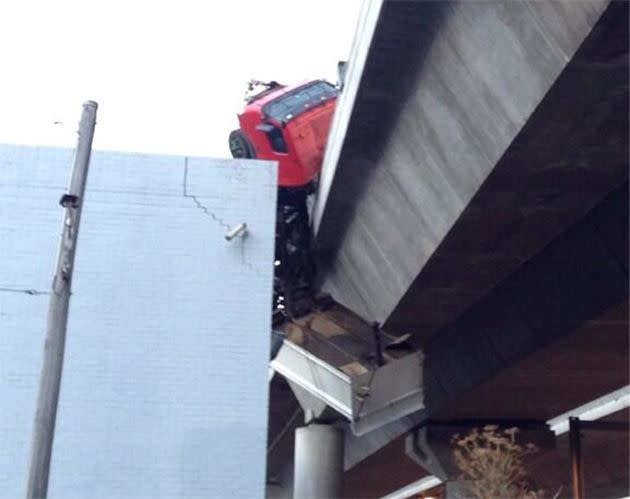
[240,239,256,273]
[182,157,263,274]
[182,157,231,230]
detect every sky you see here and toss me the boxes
[0,0,363,157]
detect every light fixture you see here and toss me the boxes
[225,223,247,241]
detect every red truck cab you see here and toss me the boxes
[229,80,338,188]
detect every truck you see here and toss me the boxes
[229,79,339,319]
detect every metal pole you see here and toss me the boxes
[372,322,384,367]
[26,101,98,499]
[569,417,584,499]
[294,424,343,498]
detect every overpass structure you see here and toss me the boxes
[268,0,629,497]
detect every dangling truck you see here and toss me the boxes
[229,79,339,320]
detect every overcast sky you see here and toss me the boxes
[0,0,362,157]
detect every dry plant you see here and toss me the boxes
[451,425,546,499]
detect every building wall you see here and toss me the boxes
[0,144,276,498]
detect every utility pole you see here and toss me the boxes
[26,101,98,499]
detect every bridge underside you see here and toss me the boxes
[303,0,629,496]
[386,2,629,346]
[315,0,628,343]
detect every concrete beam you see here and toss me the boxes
[423,183,628,414]
[387,0,629,343]
[315,0,626,338]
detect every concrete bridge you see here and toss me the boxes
[268,0,628,497]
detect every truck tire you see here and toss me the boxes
[228,129,256,159]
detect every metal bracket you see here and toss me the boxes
[350,351,424,435]
[270,340,424,436]
[59,193,80,208]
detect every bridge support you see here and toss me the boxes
[271,339,424,436]
[406,422,556,498]
[293,424,343,498]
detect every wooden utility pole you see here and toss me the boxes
[26,101,98,499]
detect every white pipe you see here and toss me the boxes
[225,222,247,241]
[547,385,630,436]
[380,475,442,499]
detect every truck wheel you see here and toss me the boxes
[228,130,256,159]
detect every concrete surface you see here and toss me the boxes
[315,0,623,335]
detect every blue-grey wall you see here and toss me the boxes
[0,144,277,498]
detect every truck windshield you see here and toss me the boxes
[263,81,337,123]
